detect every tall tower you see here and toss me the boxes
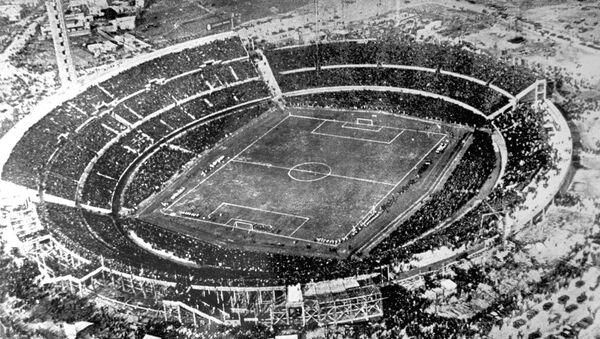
[45,0,77,86]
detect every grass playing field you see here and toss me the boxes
[139,107,470,258]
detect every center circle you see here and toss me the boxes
[287,162,332,182]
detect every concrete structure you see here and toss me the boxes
[44,0,77,85]
[64,11,92,36]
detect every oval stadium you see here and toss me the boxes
[0,21,576,338]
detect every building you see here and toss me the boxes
[110,15,136,30]
[64,11,92,36]
[41,10,93,38]
[0,4,22,21]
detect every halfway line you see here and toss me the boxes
[231,159,396,186]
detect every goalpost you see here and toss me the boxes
[233,220,254,230]
[356,118,374,126]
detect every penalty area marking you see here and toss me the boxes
[290,113,448,137]
[167,212,334,246]
[208,202,310,222]
[311,120,405,145]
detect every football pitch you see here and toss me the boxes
[140,108,468,257]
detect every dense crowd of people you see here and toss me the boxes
[277,67,509,115]
[124,103,271,208]
[1,37,559,336]
[371,130,496,262]
[266,39,538,95]
[495,103,553,188]
[99,37,248,98]
[2,37,259,203]
[35,92,550,294]
[288,90,488,126]
[82,81,270,209]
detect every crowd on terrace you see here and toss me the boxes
[124,103,271,208]
[278,68,509,115]
[266,39,537,97]
[287,90,488,126]
[1,37,272,210]
[1,39,556,299]
[494,104,553,188]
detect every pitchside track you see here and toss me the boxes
[139,107,471,258]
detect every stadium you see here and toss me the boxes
[0,31,571,330]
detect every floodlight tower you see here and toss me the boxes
[45,0,77,86]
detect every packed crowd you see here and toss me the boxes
[1,253,267,339]
[38,97,551,292]
[124,103,271,208]
[494,104,553,189]
[82,81,270,209]
[99,37,248,98]
[277,67,509,115]
[2,37,257,203]
[3,38,557,331]
[371,130,496,261]
[287,90,488,126]
[266,39,538,95]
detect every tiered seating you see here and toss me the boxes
[124,102,271,208]
[266,40,537,95]
[371,131,496,261]
[99,37,248,97]
[287,90,487,126]
[82,81,271,209]
[494,104,552,188]
[278,67,509,114]
[2,37,258,205]
[38,203,115,260]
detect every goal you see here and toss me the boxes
[356,118,374,126]
[232,220,254,230]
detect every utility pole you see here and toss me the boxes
[45,0,77,86]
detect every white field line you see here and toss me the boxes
[311,119,404,145]
[166,115,291,210]
[167,213,335,247]
[343,133,448,239]
[341,122,383,132]
[225,218,272,230]
[208,202,309,222]
[230,159,396,186]
[291,113,447,136]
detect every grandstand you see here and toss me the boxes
[0,33,573,330]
